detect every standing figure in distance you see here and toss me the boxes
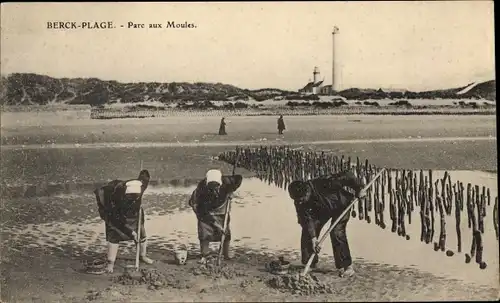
[189,169,243,264]
[94,169,154,273]
[287,170,366,277]
[219,117,227,135]
[277,115,286,135]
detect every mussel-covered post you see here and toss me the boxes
[494,197,499,241]
[436,196,446,251]
[454,183,462,253]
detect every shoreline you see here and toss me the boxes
[1,104,496,116]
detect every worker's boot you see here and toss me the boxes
[106,242,119,273]
[339,265,355,277]
[223,238,233,260]
[198,240,210,264]
[139,239,154,264]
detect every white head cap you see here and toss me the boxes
[125,180,143,194]
[206,169,222,185]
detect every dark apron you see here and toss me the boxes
[105,194,147,244]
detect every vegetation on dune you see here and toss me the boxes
[0,73,496,106]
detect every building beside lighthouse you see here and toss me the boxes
[298,66,324,95]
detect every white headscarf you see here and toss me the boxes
[206,169,222,185]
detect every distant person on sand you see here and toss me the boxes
[188,169,243,264]
[93,169,154,274]
[287,170,366,277]
[277,115,286,134]
[219,117,227,135]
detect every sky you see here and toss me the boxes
[0,2,496,91]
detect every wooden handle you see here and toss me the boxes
[135,207,142,271]
[217,149,240,266]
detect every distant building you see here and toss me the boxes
[319,85,333,95]
[298,67,324,95]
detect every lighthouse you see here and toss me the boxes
[332,26,339,94]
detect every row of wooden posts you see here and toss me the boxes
[218,146,499,269]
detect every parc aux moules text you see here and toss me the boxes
[46,21,197,29]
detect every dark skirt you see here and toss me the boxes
[105,208,146,244]
[197,214,231,242]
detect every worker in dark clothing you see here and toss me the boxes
[277,115,286,135]
[189,169,243,264]
[94,169,153,273]
[219,117,227,135]
[288,170,366,277]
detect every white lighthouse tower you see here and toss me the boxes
[332,26,340,94]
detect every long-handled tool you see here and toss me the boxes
[135,160,144,271]
[216,149,240,266]
[134,207,142,271]
[301,168,386,276]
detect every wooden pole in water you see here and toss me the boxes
[494,197,499,241]
[391,188,397,233]
[356,157,360,178]
[441,173,447,214]
[359,166,367,221]
[366,165,374,224]
[459,182,464,212]
[406,171,412,225]
[475,185,483,234]
[380,170,386,228]
[455,187,462,253]
[436,196,446,251]
[428,171,435,243]
[397,190,406,237]
[469,187,478,258]
[481,186,487,225]
[467,184,472,228]
[474,230,483,265]
[487,188,491,206]
[389,170,395,230]
[446,174,453,215]
[374,178,380,226]
[419,172,426,242]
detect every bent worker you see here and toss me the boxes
[189,169,243,264]
[277,115,286,135]
[93,169,154,273]
[287,170,366,277]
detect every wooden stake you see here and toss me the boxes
[494,197,499,241]
[436,196,446,251]
[455,189,462,253]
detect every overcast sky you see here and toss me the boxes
[1,2,495,91]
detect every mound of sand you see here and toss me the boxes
[267,273,335,295]
[113,268,193,290]
[191,258,248,280]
